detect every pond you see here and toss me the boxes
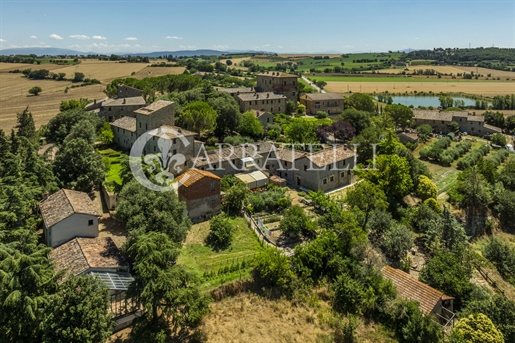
[378,96,477,108]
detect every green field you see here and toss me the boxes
[304,75,499,83]
[178,217,266,291]
[98,148,125,186]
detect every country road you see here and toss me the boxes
[301,75,326,93]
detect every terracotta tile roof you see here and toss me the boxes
[110,116,136,132]
[192,144,266,167]
[40,189,102,228]
[237,92,287,101]
[305,145,355,167]
[134,100,173,115]
[50,237,129,281]
[302,92,344,101]
[272,146,307,163]
[451,112,485,122]
[215,87,254,94]
[484,124,502,132]
[149,125,197,139]
[176,168,221,187]
[381,266,450,314]
[413,110,453,122]
[257,72,297,78]
[103,96,146,107]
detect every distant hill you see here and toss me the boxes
[0,47,272,57]
[0,47,89,56]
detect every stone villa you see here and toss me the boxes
[299,93,344,115]
[413,110,502,135]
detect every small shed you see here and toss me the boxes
[235,170,269,190]
[270,175,287,187]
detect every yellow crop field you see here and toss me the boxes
[325,81,515,97]
[0,60,184,130]
[367,65,515,79]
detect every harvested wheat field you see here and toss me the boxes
[0,60,184,130]
[325,81,515,96]
[367,65,515,79]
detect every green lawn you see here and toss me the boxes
[97,148,125,186]
[178,217,266,291]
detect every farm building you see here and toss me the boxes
[256,71,298,102]
[256,111,274,127]
[176,169,222,222]
[39,189,102,248]
[299,93,344,115]
[99,96,147,123]
[236,92,287,114]
[412,110,502,136]
[215,87,255,99]
[381,266,454,327]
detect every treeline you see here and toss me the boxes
[0,54,80,65]
[407,47,515,71]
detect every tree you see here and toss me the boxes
[98,121,114,144]
[491,133,507,146]
[315,110,328,119]
[341,108,372,135]
[222,179,248,214]
[420,250,472,307]
[59,98,89,111]
[73,72,85,82]
[483,237,515,283]
[447,120,460,132]
[64,119,97,144]
[238,111,263,138]
[116,180,191,243]
[286,100,296,113]
[381,223,414,262]
[346,180,387,229]
[284,118,318,143]
[484,111,506,129]
[505,115,515,132]
[253,248,295,291]
[345,93,375,113]
[225,59,232,66]
[332,120,356,142]
[450,313,504,343]
[0,243,58,342]
[42,275,112,343]
[209,95,241,138]
[416,124,433,142]
[15,106,36,144]
[416,175,437,201]
[279,205,314,236]
[439,95,454,109]
[358,154,413,199]
[125,232,211,341]
[385,104,413,129]
[351,125,381,163]
[179,101,217,136]
[385,299,443,343]
[28,86,42,96]
[53,138,105,192]
[206,214,233,250]
[47,108,102,144]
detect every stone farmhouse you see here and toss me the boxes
[299,93,345,115]
[192,142,356,192]
[256,71,298,102]
[176,169,221,222]
[413,110,502,136]
[236,92,287,114]
[214,87,254,99]
[39,189,102,248]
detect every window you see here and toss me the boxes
[145,124,148,130]
[173,138,177,144]
[173,149,177,155]
[441,121,444,124]
[117,127,120,133]
[330,175,334,182]
[267,118,270,123]
[285,173,288,177]
[341,172,345,177]
[348,170,351,176]
[323,179,327,184]
[139,122,141,128]
[108,107,112,111]
[210,181,216,192]
[304,165,307,171]
[88,219,94,226]
[153,145,156,152]
[210,199,216,206]
[123,129,125,134]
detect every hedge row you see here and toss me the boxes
[419,137,452,160]
[439,141,472,166]
[457,144,491,170]
[485,149,510,168]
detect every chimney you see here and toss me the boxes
[267,93,270,98]
[123,98,126,104]
[257,94,259,99]
[94,99,97,104]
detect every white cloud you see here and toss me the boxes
[118,44,131,48]
[92,35,106,40]
[124,37,137,41]
[29,35,37,39]
[49,34,63,40]
[213,44,228,50]
[69,34,90,40]
[179,45,196,49]
[133,44,142,48]
[165,36,183,40]
[0,39,5,42]
[277,45,283,49]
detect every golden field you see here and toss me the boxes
[0,60,185,130]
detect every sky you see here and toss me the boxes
[0,0,514,54]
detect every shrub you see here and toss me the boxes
[206,214,233,250]
[28,86,42,96]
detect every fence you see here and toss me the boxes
[474,262,507,297]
